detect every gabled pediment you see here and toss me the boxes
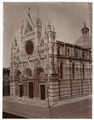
[22,12,35,35]
[24,19,34,34]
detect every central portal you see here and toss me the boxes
[29,82,33,98]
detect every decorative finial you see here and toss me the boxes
[45,27,46,34]
[28,7,30,11]
[20,19,24,35]
[14,38,17,46]
[28,7,30,16]
[47,21,51,32]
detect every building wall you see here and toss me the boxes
[10,12,92,103]
[52,41,92,101]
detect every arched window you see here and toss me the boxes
[67,49,70,57]
[83,64,85,79]
[82,51,85,59]
[60,62,63,78]
[57,47,60,55]
[75,50,78,58]
[72,63,75,79]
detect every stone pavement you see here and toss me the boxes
[3,99,49,118]
[3,95,92,118]
[49,98,92,118]
[3,96,48,108]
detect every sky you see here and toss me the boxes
[3,2,90,68]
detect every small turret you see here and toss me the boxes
[47,21,51,32]
[75,22,91,49]
[81,22,89,35]
[35,12,42,46]
[35,11,42,32]
[46,22,56,43]
[44,27,46,34]
[14,38,17,46]
[52,26,56,41]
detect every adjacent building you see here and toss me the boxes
[3,68,10,96]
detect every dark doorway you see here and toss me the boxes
[3,82,10,96]
[29,82,33,98]
[19,84,23,97]
[40,85,45,100]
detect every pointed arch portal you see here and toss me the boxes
[34,67,46,100]
[15,67,47,100]
[23,68,32,79]
[14,70,24,97]
[35,67,46,81]
[14,70,21,81]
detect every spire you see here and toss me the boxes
[28,7,30,17]
[20,19,24,36]
[27,7,34,28]
[36,10,42,29]
[35,9,42,44]
[44,27,46,34]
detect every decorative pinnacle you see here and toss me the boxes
[14,38,17,46]
[28,7,30,16]
[45,27,46,34]
[84,22,86,27]
[28,7,30,11]
[21,19,24,26]
[53,26,55,32]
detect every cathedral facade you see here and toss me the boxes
[10,9,92,105]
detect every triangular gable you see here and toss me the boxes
[24,20,33,34]
[23,13,35,35]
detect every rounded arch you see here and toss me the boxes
[23,68,32,79]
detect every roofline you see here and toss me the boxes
[56,40,91,51]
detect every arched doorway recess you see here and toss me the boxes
[14,70,23,97]
[35,67,47,100]
[23,68,33,98]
